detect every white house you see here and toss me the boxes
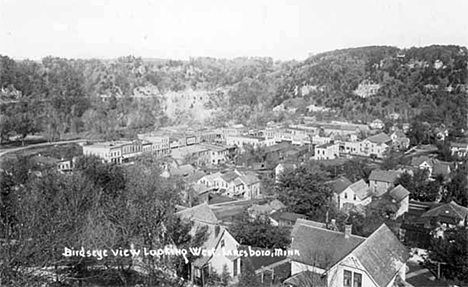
[275,162,297,183]
[369,119,385,130]
[314,143,339,160]
[359,133,392,158]
[176,204,242,286]
[285,222,409,287]
[335,179,374,211]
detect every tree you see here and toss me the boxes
[275,163,332,221]
[395,169,440,202]
[238,259,260,287]
[427,227,468,284]
[220,264,231,286]
[229,212,290,249]
[443,160,468,206]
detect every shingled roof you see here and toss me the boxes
[329,177,352,194]
[351,224,409,287]
[367,133,392,144]
[348,179,373,200]
[369,170,400,183]
[389,185,410,202]
[421,200,468,221]
[176,203,219,224]
[289,224,365,269]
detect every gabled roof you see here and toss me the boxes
[367,133,392,144]
[329,177,352,194]
[193,224,229,268]
[276,162,297,170]
[351,224,409,287]
[433,161,452,176]
[451,142,468,149]
[389,185,410,202]
[348,179,373,200]
[421,200,468,221]
[411,155,432,167]
[239,174,260,186]
[220,171,240,183]
[368,170,400,183]
[283,270,327,286]
[185,170,207,183]
[289,224,365,269]
[176,203,219,224]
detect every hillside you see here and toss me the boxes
[1,45,467,142]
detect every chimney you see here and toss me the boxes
[215,225,220,238]
[344,224,352,238]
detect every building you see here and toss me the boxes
[359,133,392,158]
[285,222,409,287]
[388,185,410,219]
[137,133,171,156]
[368,170,400,196]
[410,156,452,178]
[369,119,385,130]
[201,144,229,165]
[334,179,373,211]
[389,130,410,150]
[314,142,339,160]
[82,141,127,164]
[171,145,210,166]
[176,204,241,286]
[197,170,262,200]
[421,201,468,231]
[225,135,275,151]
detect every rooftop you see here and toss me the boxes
[367,133,392,144]
[328,177,352,194]
[369,170,400,183]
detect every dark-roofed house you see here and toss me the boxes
[334,179,373,211]
[388,185,410,218]
[451,142,468,158]
[285,222,409,287]
[421,200,468,231]
[368,170,400,196]
[329,177,352,195]
[176,204,241,286]
[390,130,410,150]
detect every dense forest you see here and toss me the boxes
[1,45,467,142]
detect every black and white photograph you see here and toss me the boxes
[0,0,467,286]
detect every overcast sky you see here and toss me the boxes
[1,0,467,61]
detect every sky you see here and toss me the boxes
[0,0,467,61]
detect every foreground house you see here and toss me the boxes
[285,221,409,287]
[176,204,241,286]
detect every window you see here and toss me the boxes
[344,270,352,287]
[233,259,238,276]
[353,272,362,287]
[221,240,225,248]
[344,193,348,199]
[353,194,357,201]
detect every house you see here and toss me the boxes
[388,185,410,218]
[269,211,306,226]
[451,142,468,158]
[275,162,297,182]
[411,156,452,178]
[82,141,126,164]
[335,179,373,211]
[359,133,392,158]
[421,200,468,231]
[171,145,210,166]
[197,170,262,199]
[176,204,242,286]
[285,222,409,287]
[201,144,229,165]
[368,170,400,196]
[170,164,196,177]
[238,246,290,285]
[369,119,385,130]
[390,130,410,150]
[314,142,339,160]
